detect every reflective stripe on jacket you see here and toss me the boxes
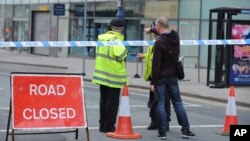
[92,31,128,88]
[143,45,153,81]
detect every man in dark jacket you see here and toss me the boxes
[140,21,171,130]
[150,16,195,140]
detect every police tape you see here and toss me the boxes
[0,39,250,47]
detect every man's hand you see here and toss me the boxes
[144,28,151,34]
[150,85,155,92]
[136,53,143,58]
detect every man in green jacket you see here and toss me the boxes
[92,19,128,133]
[137,22,171,130]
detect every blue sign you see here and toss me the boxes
[54,4,65,16]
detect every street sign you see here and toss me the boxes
[54,4,65,16]
[11,74,86,129]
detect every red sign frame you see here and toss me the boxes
[11,74,87,129]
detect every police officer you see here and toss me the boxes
[92,19,128,133]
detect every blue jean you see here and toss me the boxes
[155,78,190,134]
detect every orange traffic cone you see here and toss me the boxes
[216,86,238,136]
[106,86,142,139]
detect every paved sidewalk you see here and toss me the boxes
[0,50,249,108]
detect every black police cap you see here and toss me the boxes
[110,19,125,28]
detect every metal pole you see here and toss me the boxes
[198,0,202,83]
[5,99,12,141]
[83,0,87,41]
[56,0,59,56]
[134,52,141,78]
[82,0,87,76]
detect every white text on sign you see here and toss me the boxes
[26,84,77,120]
[30,84,66,96]
[23,108,76,120]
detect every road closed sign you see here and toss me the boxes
[11,73,87,129]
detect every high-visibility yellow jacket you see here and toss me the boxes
[92,31,128,88]
[143,45,153,81]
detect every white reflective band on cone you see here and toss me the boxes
[225,97,237,116]
[119,97,130,116]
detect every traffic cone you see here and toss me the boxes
[106,86,142,139]
[216,86,238,136]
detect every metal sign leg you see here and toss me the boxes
[5,99,12,141]
[86,127,90,141]
[75,129,78,139]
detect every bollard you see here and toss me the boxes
[134,57,141,78]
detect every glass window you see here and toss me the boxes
[179,20,199,40]
[5,6,13,17]
[94,1,117,17]
[13,21,29,41]
[69,18,85,57]
[0,0,5,4]
[70,0,82,2]
[0,5,5,16]
[204,20,217,81]
[72,18,84,40]
[39,0,49,4]
[58,17,69,57]
[59,0,70,3]
[0,17,5,41]
[49,0,60,3]
[202,0,250,19]
[126,20,142,61]
[179,20,200,67]
[85,1,95,16]
[169,21,178,31]
[14,0,21,4]
[30,0,39,4]
[144,0,178,19]
[14,5,29,17]
[124,0,144,17]
[180,0,200,19]
[59,19,69,37]
[6,0,13,5]
[200,21,218,68]
[3,18,13,41]
[200,21,209,67]
[12,21,29,53]
[22,0,30,4]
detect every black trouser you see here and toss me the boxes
[148,90,171,123]
[99,85,121,130]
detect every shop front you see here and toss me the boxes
[0,0,179,62]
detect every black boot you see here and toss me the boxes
[99,124,106,132]
[147,120,158,130]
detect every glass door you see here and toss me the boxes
[69,18,85,57]
[13,20,29,53]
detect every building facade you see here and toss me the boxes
[0,0,249,67]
